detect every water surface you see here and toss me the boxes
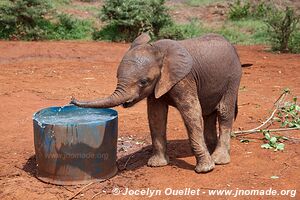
[34,106,117,125]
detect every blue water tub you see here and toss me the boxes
[33,105,118,185]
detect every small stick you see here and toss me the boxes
[246,92,287,132]
[91,191,102,200]
[124,154,134,169]
[67,181,96,200]
[67,179,108,200]
[247,108,277,131]
[61,186,74,193]
[285,136,300,141]
[90,179,114,200]
[233,127,300,135]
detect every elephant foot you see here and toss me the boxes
[212,147,230,165]
[194,156,215,173]
[147,154,169,167]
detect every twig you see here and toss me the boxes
[91,191,102,200]
[247,108,278,131]
[124,154,134,169]
[67,179,108,200]
[285,136,300,142]
[233,128,300,141]
[233,127,300,135]
[90,179,115,200]
[246,91,287,132]
[67,181,96,200]
[61,186,75,193]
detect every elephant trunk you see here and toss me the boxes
[71,83,131,108]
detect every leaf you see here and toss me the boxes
[264,133,271,140]
[288,122,296,128]
[293,96,297,102]
[261,143,272,149]
[273,117,281,122]
[270,137,277,144]
[276,143,285,151]
[281,121,288,127]
[290,105,296,111]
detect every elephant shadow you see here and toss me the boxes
[118,139,195,172]
[23,139,194,180]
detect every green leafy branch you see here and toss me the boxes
[232,88,300,151]
[273,96,300,128]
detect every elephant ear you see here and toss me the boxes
[130,33,151,49]
[154,40,193,98]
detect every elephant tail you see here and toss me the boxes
[235,63,251,118]
[234,99,238,120]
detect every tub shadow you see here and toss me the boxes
[23,155,37,176]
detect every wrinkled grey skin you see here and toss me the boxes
[71,33,243,173]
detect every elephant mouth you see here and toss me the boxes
[122,93,144,108]
[122,99,136,108]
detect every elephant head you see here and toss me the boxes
[71,33,193,108]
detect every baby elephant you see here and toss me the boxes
[71,33,244,173]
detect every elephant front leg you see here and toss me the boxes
[169,85,215,173]
[147,95,169,167]
[179,103,215,173]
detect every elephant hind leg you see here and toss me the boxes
[212,90,238,165]
[203,111,218,154]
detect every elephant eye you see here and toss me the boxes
[139,78,149,87]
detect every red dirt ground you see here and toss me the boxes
[0,41,299,200]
